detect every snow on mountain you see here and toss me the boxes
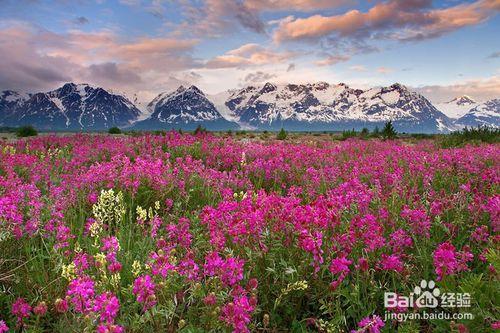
[455,99,500,128]
[132,85,239,130]
[436,95,478,119]
[223,82,453,132]
[0,83,141,130]
[2,82,496,132]
[0,90,30,124]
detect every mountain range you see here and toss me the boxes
[1,82,498,133]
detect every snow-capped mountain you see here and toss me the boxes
[455,99,500,128]
[0,90,30,124]
[436,95,478,119]
[0,83,141,130]
[133,85,239,130]
[2,82,497,132]
[222,82,453,132]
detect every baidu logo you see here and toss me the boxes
[384,279,471,310]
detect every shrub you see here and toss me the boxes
[108,127,121,134]
[276,128,287,140]
[341,128,357,140]
[440,126,500,148]
[16,125,38,137]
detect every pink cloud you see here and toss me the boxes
[314,54,350,66]
[414,75,500,103]
[0,21,198,94]
[205,43,296,68]
[273,0,499,42]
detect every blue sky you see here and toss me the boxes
[0,0,498,103]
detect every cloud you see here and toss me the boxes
[314,54,350,66]
[273,0,499,42]
[85,62,142,85]
[286,63,296,72]
[349,65,367,72]
[0,21,198,94]
[176,0,351,37]
[245,0,350,12]
[488,51,500,59]
[205,43,296,68]
[73,16,89,25]
[377,66,393,74]
[414,75,500,103]
[243,71,277,83]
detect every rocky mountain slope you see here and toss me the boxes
[132,85,239,130]
[1,82,498,132]
[0,83,141,130]
[455,99,499,128]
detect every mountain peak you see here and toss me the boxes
[389,83,408,91]
[260,82,277,94]
[448,95,476,105]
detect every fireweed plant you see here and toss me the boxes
[0,132,498,332]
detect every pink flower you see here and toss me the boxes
[0,320,9,333]
[93,292,120,323]
[220,295,255,333]
[378,254,404,273]
[55,298,69,313]
[356,257,369,272]
[401,207,431,238]
[97,323,125,333]
[471,225,489,243]
[11,298,31,325]
[433,242,458,280]
[33,302,47,316]
[329,256,352,290]
[66,276,95,313]
[133,275,156,311]
[329,256,352,275]
[352,315,385,333]
[204,252,244,286]
[389,229,413,253]
[246,278,258,291]
[203,293,217,306]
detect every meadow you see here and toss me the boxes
[0,132,498,332]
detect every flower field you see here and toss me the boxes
[0,133,498,332]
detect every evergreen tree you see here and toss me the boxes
[381,121,397,140]
[276,128,287,140]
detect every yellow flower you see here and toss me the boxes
[61,263,76,281]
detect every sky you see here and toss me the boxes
[0,0,499,104]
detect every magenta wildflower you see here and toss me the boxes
[204,252,244,286]
[329,256,352,289]
[11,298,31,325]
[203,293,217,306]
[93,292,120,323]
[33,302,47,316]
[220,295,255,333]
[0,320,8,333]
[132,275,156,311]
[401,207,431,238]
[352,315,385,333]
[433,242,458,280]
[54,298,69,313]
[379,254,404,273]
[96,323,125,333]
[66,275,95,313]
